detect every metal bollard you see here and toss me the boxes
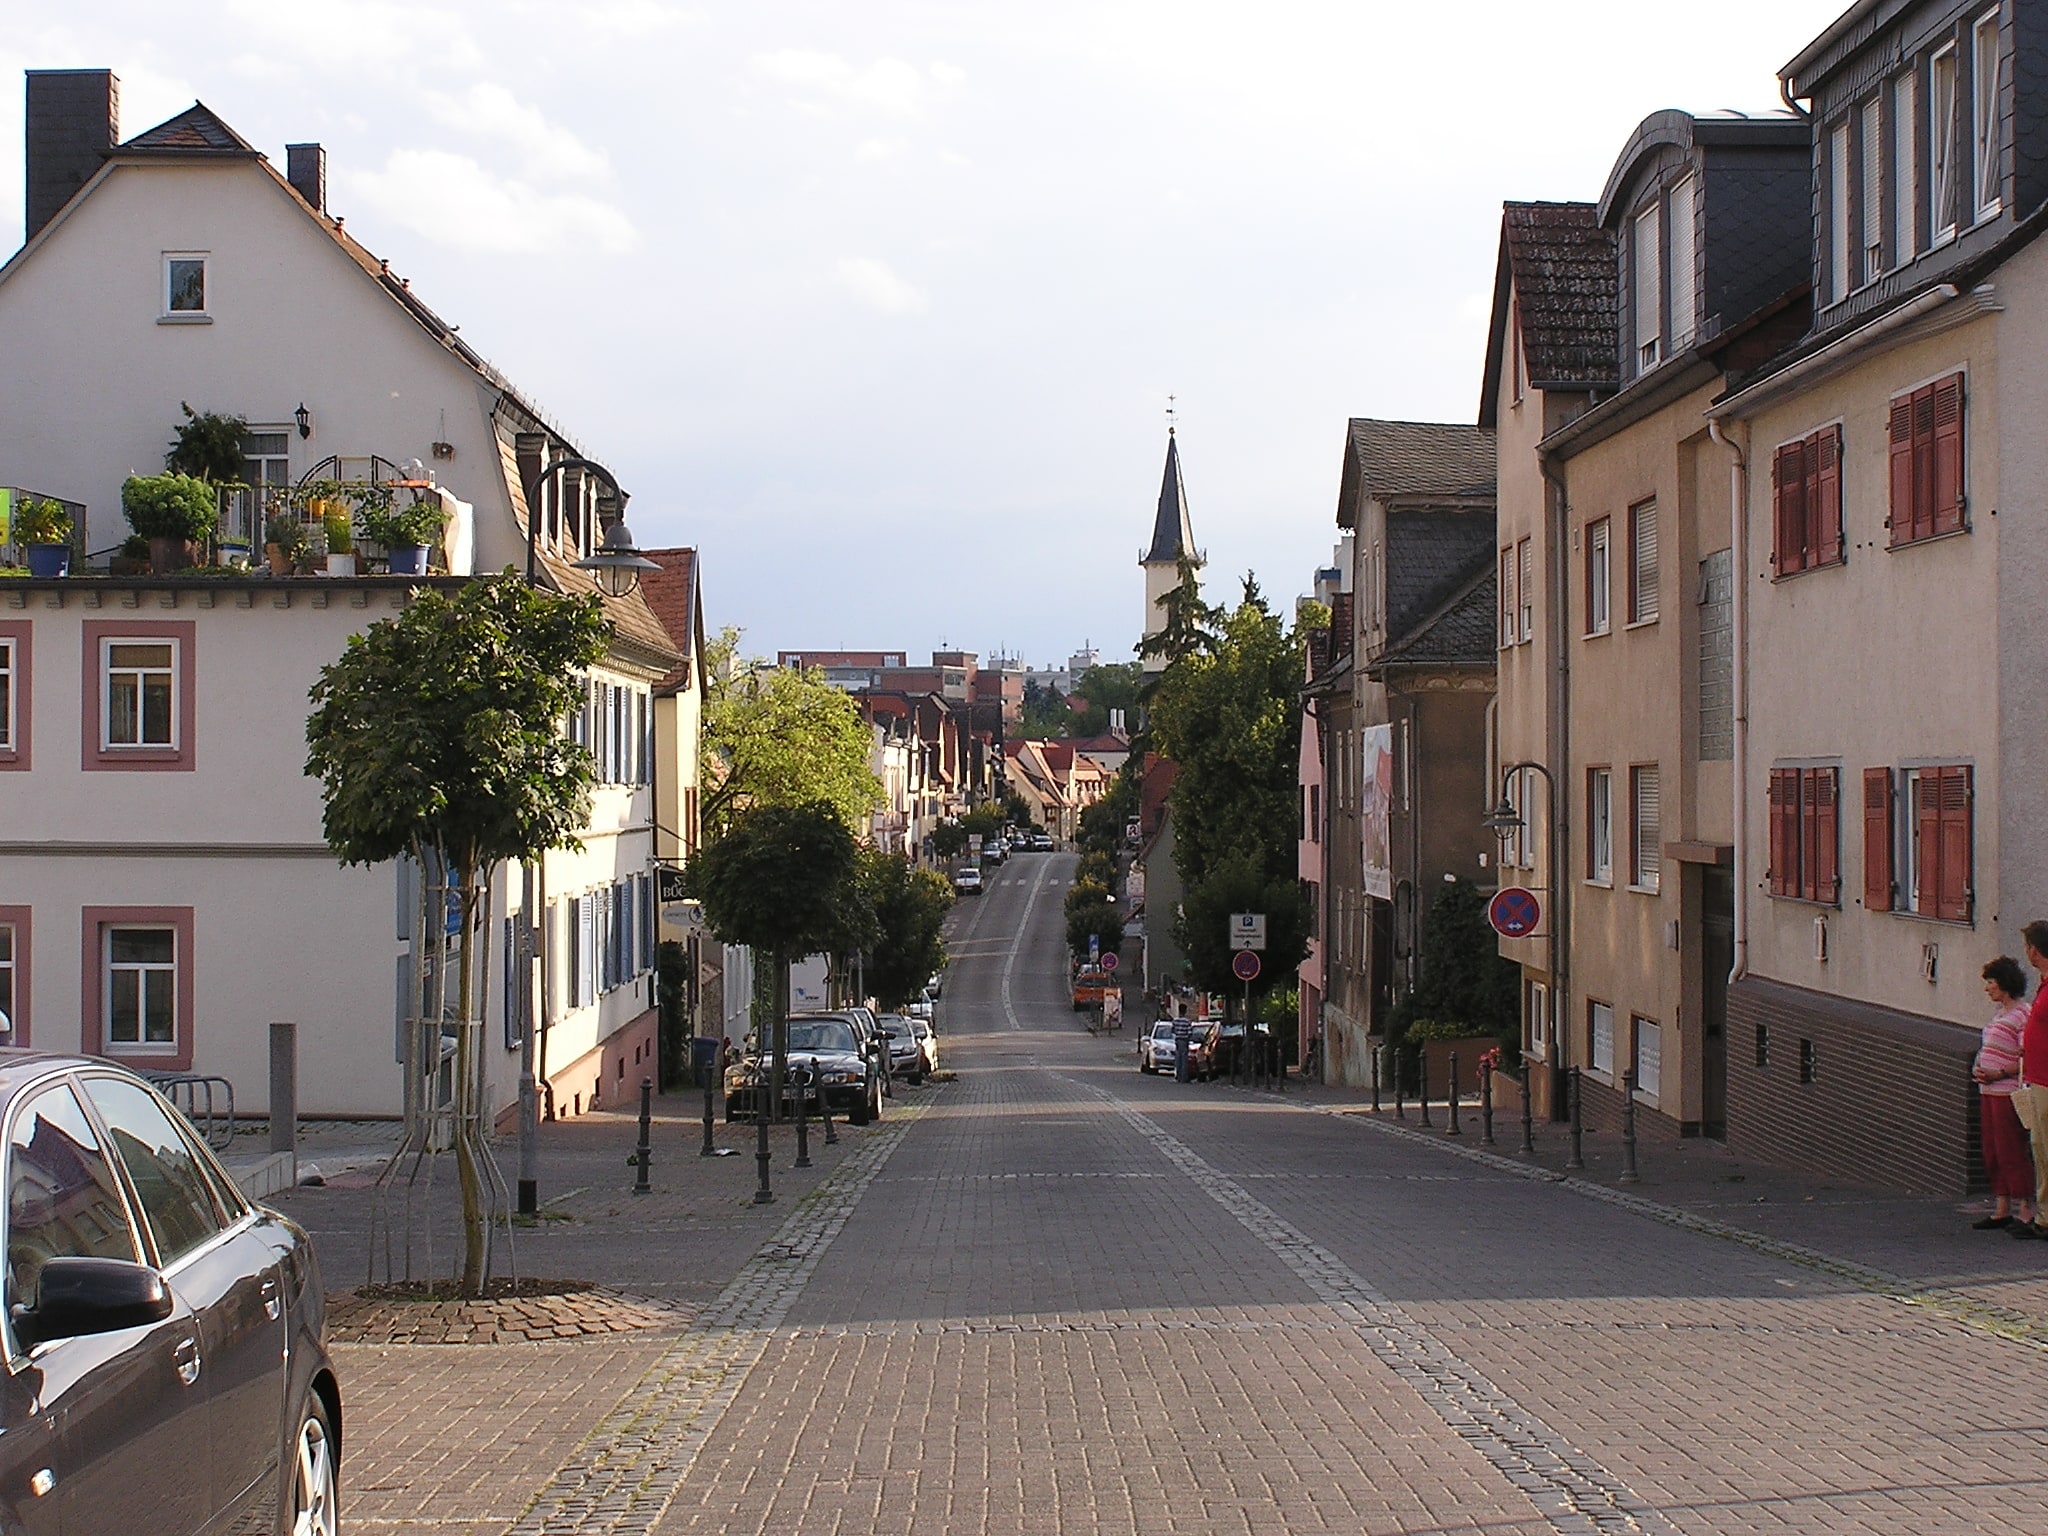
[753,1087,775,1204]
[1447,1053,1462,1136]
[1566,1066,1585,1172]
[633,1078,653,1195]
[821,1074,839,1144]
[1520,1060,1536,1156]
[794,1061,813,1168]
[701,1064,717,1157]
[1480,1059,1495,1146]
[1371,1044,1381,1113]
[1619,1068,1639,1185]
[1418,1053,1433,1129]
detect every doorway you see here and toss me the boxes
[1701,865,1733,1139]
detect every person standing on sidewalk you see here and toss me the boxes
[1972,957,2033,1229]
[1172,1009,1193,1083]
[2010,923,2048,1240]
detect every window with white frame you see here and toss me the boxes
[1517,538,1533,641]
[1589,1000,1615,1076]
[1829,122,1853,301]
[1973,9,2002,220]
[1933,44,1960,240]
[1631,764,1661,892]
[1585,518,1611,636]
[0,923,14,1033]
[225,429,291,550]
[103,640,176,749]
[1525,980,1550,1061]
[1629,500,1659,624]
[105,927,176,1051]
[1499,546,1517,649]
[0,637,13,751]
[1633,204,1661,374]
[1588,767,1613,884]
[1861,96,1885,283]
[1895,70,1919,263]
[162,253,208,316]
[1633,1016,1662,1099]
[1668,175,1697,349]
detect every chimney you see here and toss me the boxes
[24,69,119,243]
[285,142,326,214]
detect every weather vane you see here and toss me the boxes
[1166,394,1177,435]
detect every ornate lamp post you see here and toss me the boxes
[1482,761,1569,1122]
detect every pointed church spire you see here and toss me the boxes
[1141,430,1198,568]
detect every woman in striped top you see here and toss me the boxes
[1973,956,2033,1230]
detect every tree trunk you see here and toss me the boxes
[454,869,486,1296]
[774,959,791,1121]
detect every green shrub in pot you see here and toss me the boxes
[121,473,219,542]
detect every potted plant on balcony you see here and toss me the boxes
[321,501,356,577]
[121,472,218,573]
[264,513,309,576]
[110,535,151,577]
[364,495,447,577]
[14,497,73,578]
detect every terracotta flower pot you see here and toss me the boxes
[148,536,198,574]
[265,543,293,576]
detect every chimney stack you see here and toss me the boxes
[24,70,119,243]
[286,142,326,214]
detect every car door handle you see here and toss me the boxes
[261,1276,281,1321]
[172,1335,201,1387]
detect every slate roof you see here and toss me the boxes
[1372,560,1498,672]
[1142,432,1198,565]
[1479,203,1618,423]
[638,547,701,693]
[120,103,256,154]
[1338,419,1495,528]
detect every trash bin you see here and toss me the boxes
[690,1036,722,1090]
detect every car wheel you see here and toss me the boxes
[289,1392,339,1536]
[850,1088,872,1125]
[870,1082,884,1121]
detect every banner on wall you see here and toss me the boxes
[1361,722,1393,901]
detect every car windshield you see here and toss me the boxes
[784,1020,857,1053]
[1152,1024,1176,1039]
[878,1018,910,1036]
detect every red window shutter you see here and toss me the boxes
[1914,771,1942,914]
[1772,444,1803,573]
[1814,427,1842,565]
[1912,386,1939,541]
[1862,767,1893,912]
[1768,768,1795,897]
[1798,769,1820,901]
[1812,768,1839,904]
[1932,374,1965,535]
[1887,396,1914,546]
[1937,765,1973,921]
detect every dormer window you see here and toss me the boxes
[1633,204,1660,374]
[1932,44,1960,242]
[1668,175,1697,349]
[1972,9,2002,221]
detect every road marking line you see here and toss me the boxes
[1066,1074,1681,1536]
[506,1101,929,1535]
[1000,855,1055,1033]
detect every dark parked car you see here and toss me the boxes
[0,1050,339,1535]
[724,1017,884,1124]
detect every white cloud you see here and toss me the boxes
[835,256,927,315]
[752,50,956,118]
[342,149,638,256]
[423,82,611,183]
[856,137,909,162]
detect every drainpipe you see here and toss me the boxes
[1538,448,1573,1094]
[1708,418,1749,984]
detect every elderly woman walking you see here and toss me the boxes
[1973,957,2034,1229]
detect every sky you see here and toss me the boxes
[0,0,1851,669]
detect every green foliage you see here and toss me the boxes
[1136,555,1220,673]
[121,473,219,541]
[303,576,609,874]
[960,806,1005,840]
[1077,765,1138,856]
[1065,898,1125,959]
[930,822,968,860]
[1259,988,1299,1030]
[1388,877,1520,1053]
[1064,877,1110,915]
[322,503,353,556]
[164,404,248,483]
[363,495,448,549]
[1003,790,1034,828]
[13,497,70,545]
[1066,662,1143,737]
[1018,678,1073,739]
[264,514,309,560]
[119,535,149,560]
[1076,849,1117,890]
[682,801,859,961]
[1175,849,1309,996]
[656,940,691,1089]
[859,856,954,1010]
[701,633,882,840]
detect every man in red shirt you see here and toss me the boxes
[2010,922,2048,1239]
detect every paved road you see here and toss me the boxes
[337,850,2048,1535]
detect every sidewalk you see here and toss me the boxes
[1269,1068,2048,1336]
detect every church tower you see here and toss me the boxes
[1138,428,1201,673]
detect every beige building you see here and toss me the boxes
[1478,202,1615,1119]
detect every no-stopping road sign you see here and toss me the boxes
[1488,886,1542,939]
[1099,951,1119,973]
[1231,950,1261,982]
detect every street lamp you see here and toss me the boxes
[574,520,660,598]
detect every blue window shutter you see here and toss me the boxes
[577,897,596,1008]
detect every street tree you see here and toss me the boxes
[1066,661,1143,737]
[304,576,608,1296]
[684,801,859,1111]
[858,853,954,1010]
[700,628,881,839]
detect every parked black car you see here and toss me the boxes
[0,1050,340,1535]
[723,1016,884,1124]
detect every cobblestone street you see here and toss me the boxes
[281,853,2048,1535]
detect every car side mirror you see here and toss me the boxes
[13,1257,173,1347]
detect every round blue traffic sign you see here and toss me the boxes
[1489,886,1542,939]
[1231,950,1261,982]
